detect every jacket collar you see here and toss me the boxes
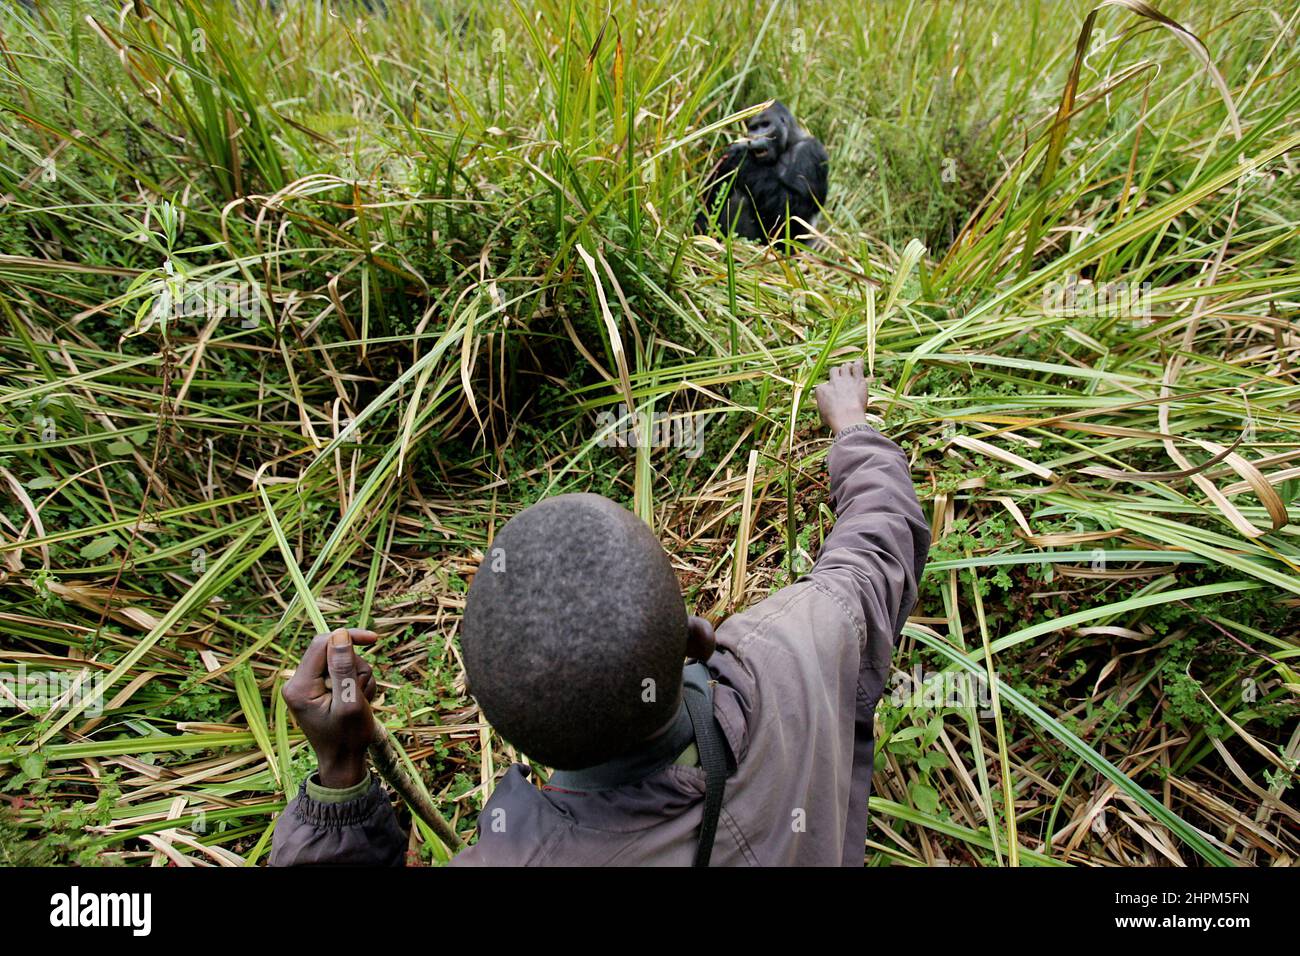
[546,664,712,792]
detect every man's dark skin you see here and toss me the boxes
[284,359,872,793]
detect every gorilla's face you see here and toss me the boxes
[746,105,790,164]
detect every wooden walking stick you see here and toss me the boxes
[368,721,464,851]
[259,486,464,852]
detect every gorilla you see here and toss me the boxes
[695,101,829,245]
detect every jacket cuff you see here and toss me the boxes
[291,774,390,826]
[834,422,875,441]
[306,772,375,805]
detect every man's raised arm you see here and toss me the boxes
[811,360,930,661]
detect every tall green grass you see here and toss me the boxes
[0,0,1296,866]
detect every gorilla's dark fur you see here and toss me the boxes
[695,100,829,244]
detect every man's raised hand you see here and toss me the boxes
[815,359,870,436]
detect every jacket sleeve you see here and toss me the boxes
[809,423,930,666]
[269,773,409,866]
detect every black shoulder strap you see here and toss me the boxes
[681,662,730,867]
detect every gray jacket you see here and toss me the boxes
[271,424,930,866]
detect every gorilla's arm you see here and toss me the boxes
[695,142,752,234]
[776,136,829,230]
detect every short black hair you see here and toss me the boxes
[461,493,688,769]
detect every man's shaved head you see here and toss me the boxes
[461,493,688,770]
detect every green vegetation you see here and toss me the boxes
[0,0,1296,866]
